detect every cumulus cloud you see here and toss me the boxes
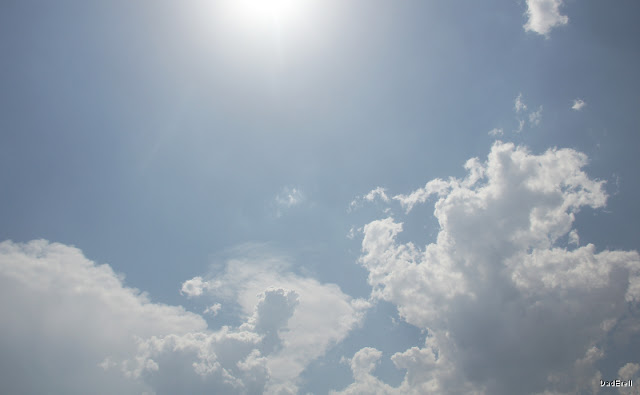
[180,275,211,297]
[619,362,640,381]
[180,245,370,393]
[524,0,569,36]
[122,327,269,394]
[573,98,587,111]
[330,347,397,395]
[0,240,206,394]
[129,288,299,393]
[335,142,640,394]
[0,240,367,394]
[618,363,640,395]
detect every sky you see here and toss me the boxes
[1,0,640,394]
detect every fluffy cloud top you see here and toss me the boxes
[3,140,638,395]
[336,142,640,394]
[0,240,206,394]
[181,275,210,297]
[331,348,396,395]
[180,246,370,393]
[524,0,569,36]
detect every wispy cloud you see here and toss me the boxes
[515,93,527,113]
[524,0,569,37]
[513,94,542,132]
[488,128,503,137]
[363,187,390,203]
[393,179,450,214]
[572,98,586,111]
[568,229,580,246]
[276,186,304,208]
[203,303,222,316]
[346,226,361,240]
[274,186,305,217]
[529,105,543,126]
[349,186,390,211]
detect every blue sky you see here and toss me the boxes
[1,1,640,394]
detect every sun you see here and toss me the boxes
[225,0,311,31]
[196,0,322,65]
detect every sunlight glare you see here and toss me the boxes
[227,0,310,31]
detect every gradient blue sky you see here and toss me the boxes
[1,1,639,394]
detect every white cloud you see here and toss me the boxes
[393,178,450,214]
[204,303,222,316]
[513,94,543,131]
[276,186,304,207]
[275,186,305,217]
[0,240,208,394]
[180,245,370,393]
[123,287,304,393]
[568,228,580,245]
[515,93,527,113]
[180,275,211,297]
[330,347,398,395]
[572,98,587,111]
[120,327,269,393]
[618,363,640,395]
[514,94,529,133]
[0,240,368,394]
[529,105,543,125]
[488,128,503,137]
[524,0,569,36]
[349,187,390,211]
[347,226,361,240]
[364,187,390,203]
[619,362,640,381]
[335,142,640,395]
